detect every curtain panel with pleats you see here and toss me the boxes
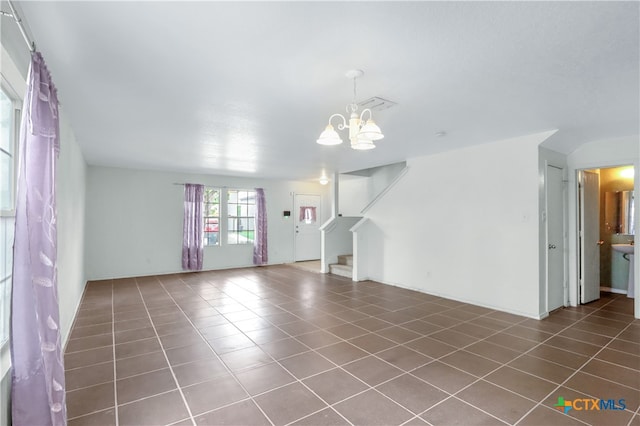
[11,51,67,426]
[182,183,204,270]
[253,188,268,265]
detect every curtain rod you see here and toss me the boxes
[173,183,230,188]
[5,0,36,52]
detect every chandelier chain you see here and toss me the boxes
[347,76,359,114]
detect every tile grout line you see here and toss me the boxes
[629,402,640,426]
[405,301,626,425]
[132,277,197,426]
[271,295,527,423]
[159,274,277,426]
[543,319,640,418]
[203,312,359,424]
[177,274,380,424]
[193,268,565,424]
[176,272,404,426]
[399,305,604,424]
[74,270,638,426]
[512,295,637,425]
[210,270,640,420]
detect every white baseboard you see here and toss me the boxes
[600,286,628,295]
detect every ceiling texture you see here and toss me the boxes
[3,1,639,181]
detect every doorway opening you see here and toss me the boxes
[577,165,635,305]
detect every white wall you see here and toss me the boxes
[368,161,407,199]
[339,162,408,216]
[339,175,369,216]
[359,131,555,318]
[56,109,88,341]
[566,135,640,318]
[86,166,330,280]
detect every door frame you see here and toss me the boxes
[293,193,322,261]
[545,164,567,313]
[568,160,639,318]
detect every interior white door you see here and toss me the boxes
[294,194,321,261]
[547,166,565,311]
[580,170,601,304]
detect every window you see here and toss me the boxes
[203,188,220,246]
[0,88,14,212]
[227,190,255,244]
[0,84,18,346]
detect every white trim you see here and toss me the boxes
[599,286,628,295]
[0,341,10,384]
[0,45,24,379]
[544,163,568,314]
[360,166,409,214]
[370,277,547,320]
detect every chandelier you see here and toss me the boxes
[316,69,384,150]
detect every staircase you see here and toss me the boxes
[329,255,353,279]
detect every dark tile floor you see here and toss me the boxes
[64,265,640,426]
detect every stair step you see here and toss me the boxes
[329,263,352,278]
[337,254,353,266]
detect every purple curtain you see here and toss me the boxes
[182,184,204,270]
[11,52,66,425]
[253,188,268,265]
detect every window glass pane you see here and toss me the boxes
[0,153,12,211]
[0,90,12,155]
[0,89,13,212]
[226,189,256,245]
[227,231,238,244]
[0,208,14,344]
[0,88,15,345]
[207,204,219,217]
[203,188,220,246]
[203,232,218,246]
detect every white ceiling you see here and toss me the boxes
[4,1,639,181]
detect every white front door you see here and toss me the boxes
[547,165,565,311]
[294,194,321,261]
[580,170,601,304]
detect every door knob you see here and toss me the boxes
[548,244,556,249]
[597,240,604,246]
